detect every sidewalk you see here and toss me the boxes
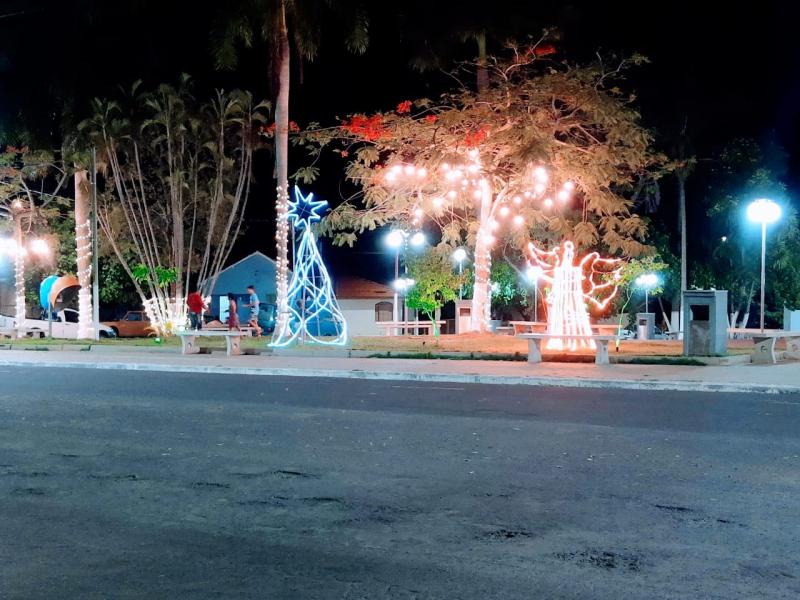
[0,347,798,394]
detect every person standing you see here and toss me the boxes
[186,291,207,330]
[226,292,240,331]
[244,285,263,337]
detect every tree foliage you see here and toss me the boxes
[405,249,463,326]
[79,77,269,331]
[298,48,662,257]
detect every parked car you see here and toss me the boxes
[2,308,117,339]
[102,311,153,337]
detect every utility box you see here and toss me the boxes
[636,312,655,340]
[455,300,472,334]
[784,308,800,331]
[683,290,728,356]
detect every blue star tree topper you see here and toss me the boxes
[270,187,348,347]
[287,187,329,230]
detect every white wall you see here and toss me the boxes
[339,298,392,336]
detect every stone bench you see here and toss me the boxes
[376,321,445,336]
[177,328,255,357]
[728,328,800,364]
[518,333,620,365]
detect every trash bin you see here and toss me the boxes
[636,312,655,340]
[683,290,728,356]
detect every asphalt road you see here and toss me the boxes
[0,367,798,599]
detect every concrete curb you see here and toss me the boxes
[0,357,794,395]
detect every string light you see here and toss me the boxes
[274,184,291,338]
[75,219,94,338]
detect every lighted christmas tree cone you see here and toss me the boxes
[528,241,622,351]
[270,187,348,347]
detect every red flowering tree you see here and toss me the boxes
[296,49,663,331]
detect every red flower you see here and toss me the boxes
[464,126,489,148]
[423,114,438,124]
[396,100,412,114]
[340,150,349,158]
[289,121,300,133]
[533,44,557,57]
[259,123,276,137]
[342,114,386,141]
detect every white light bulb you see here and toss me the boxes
[563,181,575,191]
[473,189,482,199]
[534,183,546,195]
[524,191,531,198]
[557,190,570,202]
[416,167,427,178]
[404,165,415,175]
[513,215,525,226]
[513,196,522,205]
[543,198,553,208]
[414,208,424,218]
[447,190,457,199]
[410,232,426,247]
[453,247,467,262]
[534,166,548,182]
[442,163,450,171]
[433,197,443,208]
[499,206,510,217]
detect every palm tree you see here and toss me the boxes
[213,0,368,336]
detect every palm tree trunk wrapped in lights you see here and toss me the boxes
[74,169,93,339]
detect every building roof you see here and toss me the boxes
[204,251,286,296]
[335,276,393,299]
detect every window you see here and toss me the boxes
[125,313,143,321]
[375,301,393,322]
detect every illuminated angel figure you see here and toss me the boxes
[528,241,623,351]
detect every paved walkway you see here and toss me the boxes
[0,347,798,393]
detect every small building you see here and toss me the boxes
[204,251,286,323]
[335,276,394,336]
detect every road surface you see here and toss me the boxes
[0,367,798,599]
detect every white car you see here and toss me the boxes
[1,309,116,339]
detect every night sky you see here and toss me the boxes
[1,0,799,283]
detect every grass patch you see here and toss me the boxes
[624,356,706,366]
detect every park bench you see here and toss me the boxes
[510,321,547,335]
[177,327,255,357]
[518,333,620,365]
[727,328,800,364]
[376,321,445,336]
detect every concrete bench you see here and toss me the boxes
[177,328,255,356]
[376,321,445,336]
[510,321,547,335]
[518,333,620,365]
[728,328,800,364]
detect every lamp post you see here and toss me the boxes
[747,198,782,332]
[635,273,659,313]
[452,247,467,299]
[526,266,542,322]
[385,230,404,325]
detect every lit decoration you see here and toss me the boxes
[528,240,622,351]
[381,151,578,332]
[74,219,93,338]
[142,296,187,336]
[271,187,347,347]
[14,244,25,328]
[274,184,291,342]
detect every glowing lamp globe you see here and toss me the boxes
[635,273,658,288]
[452,248,467,263]
[409,232,426,248]
[385,230,404,249]
[30,239,49,256]
[746,198,781,224]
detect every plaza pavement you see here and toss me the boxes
[0,347,799,394]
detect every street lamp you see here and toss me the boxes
[452,247,467,299]
[526,265,542,322]
[409,231,426,248]
[385,230,405,325]
[635,273,659,312]
[747,198,782,332]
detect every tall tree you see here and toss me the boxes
[299,49,662,330]
[80,79,269,334]
[213,0,369,339]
